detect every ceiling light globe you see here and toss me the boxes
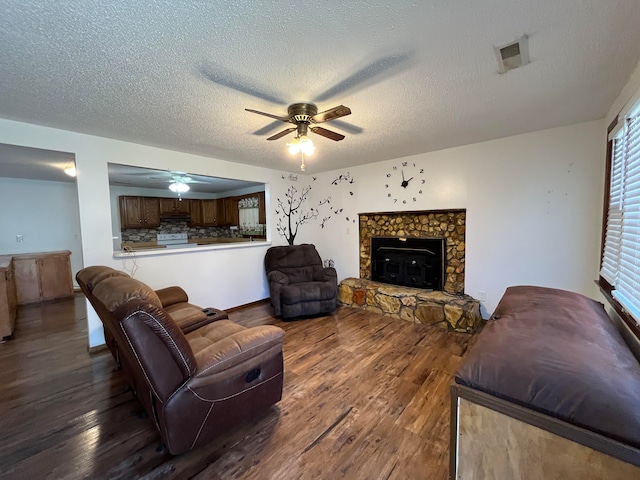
[169,181,189,193]
[297,136,314,156]
[288,144,300,155]
[287,136,301,155]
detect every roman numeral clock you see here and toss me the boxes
[385,162,426,204]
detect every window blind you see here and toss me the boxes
[600,136,624,283]
[602,113,640,323]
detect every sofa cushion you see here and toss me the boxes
[455,285,640,449]
[188,323,285,379]
[164,303,208,332]
[279,265,315,284]
[186,320,246,353]
[92,276,162,312]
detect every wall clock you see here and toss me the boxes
[384,161,426,204]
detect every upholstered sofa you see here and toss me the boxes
[264,244,338,319]
[451,286,640,479]
[77,266,285,455]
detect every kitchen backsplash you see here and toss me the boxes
[121,219,243,242]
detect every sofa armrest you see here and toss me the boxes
[165,302,214,333]
[267,271,290,317]
[192,325,285,380]
[155,286,189,307]
[313,266,337,282]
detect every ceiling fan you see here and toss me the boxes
[245,103,351,142]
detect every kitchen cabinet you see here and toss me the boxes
[189,199,203,227]
[258,191,266,225]
[119,196,160,229]
[227,197,239,226]
[215,198,227,226]
[159,197,190,216]
[0,257,17,339]
[202,199,218,226]
[13,251,74,305]
[217,197,238,226]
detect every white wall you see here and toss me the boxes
[305,120,606,317]
[0,116,607,343]
[0,118,290,348]
[0,177,84,285]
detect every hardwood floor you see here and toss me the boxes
[0,295,478,479]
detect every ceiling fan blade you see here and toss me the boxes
[311,105,351,124]
[245,109,291,122]
[310,126,345,141]
[267,127,297,141]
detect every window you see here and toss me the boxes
[601,104,640,326]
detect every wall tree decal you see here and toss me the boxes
[275,185,318,245]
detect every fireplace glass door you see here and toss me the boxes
[371,237,444,291]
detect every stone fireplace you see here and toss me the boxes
[359,209,466,294]
[338,209,482,332]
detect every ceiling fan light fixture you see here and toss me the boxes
[287,135,315,156]
[169,181,189,193]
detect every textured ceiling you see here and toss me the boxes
[1,1,640,175]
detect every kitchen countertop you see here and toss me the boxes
[191,237,251,245]
[121,237,252,251]
[0,255,13,269]
[121,242,166,250]
[115,237,270,258]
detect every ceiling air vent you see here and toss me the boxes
[495,35,529,74]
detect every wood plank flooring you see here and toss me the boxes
[0,295,478,479]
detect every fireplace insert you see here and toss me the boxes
[371,236,445,290]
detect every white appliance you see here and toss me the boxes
[156,233,198,249]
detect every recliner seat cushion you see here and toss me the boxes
[186,320,247,353]
[281,281,336,304]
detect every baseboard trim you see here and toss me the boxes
[88,344,108,355]
[226,298,270,313]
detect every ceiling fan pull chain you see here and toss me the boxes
[300,152,306,172]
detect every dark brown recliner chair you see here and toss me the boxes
[264,244,338,319]
[77,266,285,455]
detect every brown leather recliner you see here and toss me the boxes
[264,244,338,319]
[77,266,285,455]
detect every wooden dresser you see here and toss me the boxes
[13,251,74,305]
[0,256,18,340]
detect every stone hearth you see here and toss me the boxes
[338,278,482,333]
